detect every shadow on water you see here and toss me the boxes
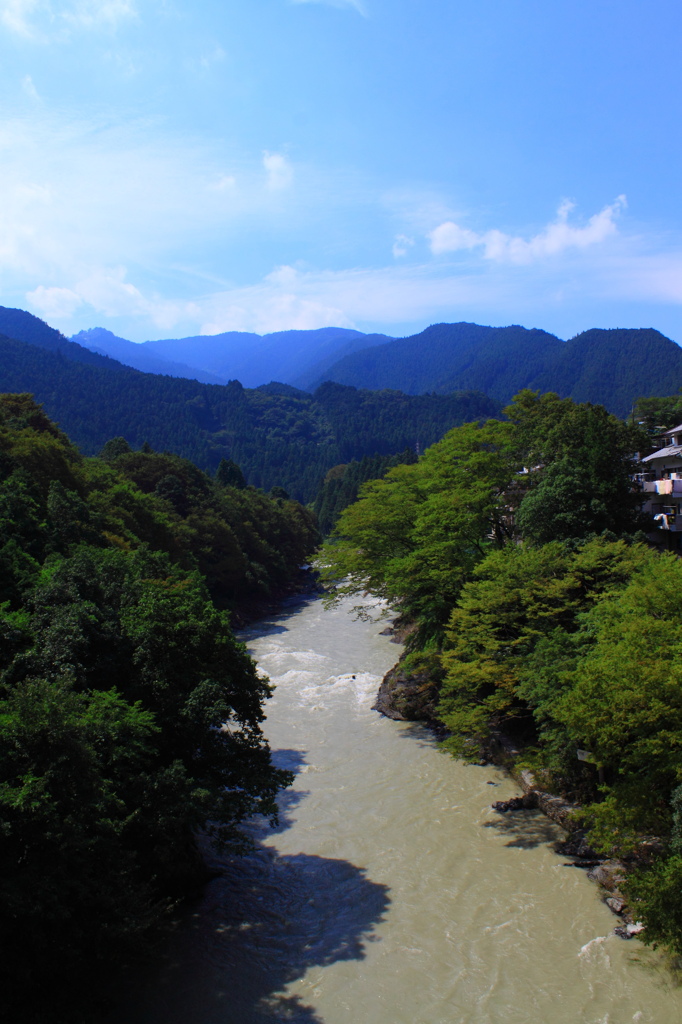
[394,720,449,750]
[112,845,390,1024]
[110,745,390,1024]
[240,592,323,643]
[483,809,562,849]
[251,749,311,836]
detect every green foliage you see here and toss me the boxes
[437,538,649,760]
[216,456,246,489]
[0,334,500,502]
[320,384,682,957]
[507,391,649,543]
[315,322,682,418]
[99,436,133,460]
[321,418,518,644]
[0,393,320,1020]
[313,448,418,536]
[626,856,682,952]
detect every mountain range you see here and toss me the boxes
[304,322,682,418]
[0,307,495,501]
[72,325,392,389]
[2,304,682,500]
[70,318,682,419]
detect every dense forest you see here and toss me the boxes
[313,449,418,536]
[0,331,498,501]
[314,322,682,418]
[0,394,319,1022]
[322,390,682,956]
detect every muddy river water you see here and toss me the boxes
[118,594,682,1024]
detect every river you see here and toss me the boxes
[116,593,682,1024]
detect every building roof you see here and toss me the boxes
[642,444,682,462]
[663,423,682,436]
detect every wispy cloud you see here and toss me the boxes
[0,0,41,36]
[263,151,293,190]
[289,0,367,16]
[4,108,682,341]
[0,0,136,37]
[28,267,201,328]
[22,232,682,341]
[429,197,627,263]
[21,74,41,100]
[63,0,135,29]
[392,233,414,258]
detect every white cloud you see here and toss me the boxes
[0,0,135,37]
[208,173,236,192]
[4,110,682,342]
[198,44,225,69]
[27,284,83,318]
[21,74,41,100]
[263,151,293,191]
[392,233,414,258]
[289,0,367,16]
[0,0,41,36]
[28,267,201,328]
[62,0,135,29]
[21,230,682,342]
[429,197,627,263]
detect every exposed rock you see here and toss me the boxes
[512,766,581,829]
[605,896,627,915]
[587,860,628,892]
[492,794,538,813]
[555,830,600,860]
[614,922,645,939]
[372,663,440,724]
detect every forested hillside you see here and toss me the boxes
[312,323,564,400]
[0,394,319,1022]
[314,322,682,417]
[0,332,499,501]
[321,392,682,956]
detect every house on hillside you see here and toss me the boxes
[640,423,682,549]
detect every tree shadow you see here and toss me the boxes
[483,808,563,849]
[250,749,311,837]
[394,720,451,748]
[108,741,389,1024]
[109,845,390,1024]
[240,593,322,642]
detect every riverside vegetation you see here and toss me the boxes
[0,393,319,1022]
[322,389,682,958]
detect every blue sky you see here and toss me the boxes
[2,0,682,342]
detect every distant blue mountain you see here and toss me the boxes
[142,326,393,388]
[72,325,393,389]
[71,328,229,385]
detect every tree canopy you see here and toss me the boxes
[0,393,319,1022]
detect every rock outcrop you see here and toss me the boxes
[372,662,440,724]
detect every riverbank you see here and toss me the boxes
[371,629,645,938]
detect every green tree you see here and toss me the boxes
[321,419,517,643]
